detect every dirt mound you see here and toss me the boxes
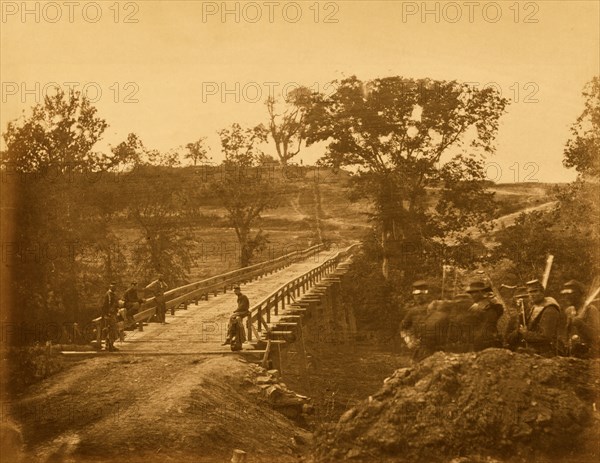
[11,355,311,463]
[311,349,600,463]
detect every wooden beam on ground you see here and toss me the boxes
[61,350,266,357]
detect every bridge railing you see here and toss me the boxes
[246,243,359,342]
[92,243,324,345]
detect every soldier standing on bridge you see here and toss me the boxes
[101,282,119,352]
[222,285,250,351]
[145,275,168,324]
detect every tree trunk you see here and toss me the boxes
[381,229,389,280]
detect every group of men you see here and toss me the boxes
[399,278,599,361]
[100,278,249,352]
[100,277,168,351]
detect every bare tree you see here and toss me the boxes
[266,87,312,165]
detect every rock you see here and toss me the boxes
[339,408,356,424]
[256,376,275,385]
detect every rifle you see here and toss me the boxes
[578,281,600,320]
[501,284,528,330]
[541,255,554,289]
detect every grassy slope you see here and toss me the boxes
[111,172,554,285]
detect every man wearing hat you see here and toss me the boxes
[145,275,168,324]
[399,280,432,351]
[518,279,562,356]
[562,280,599,357]
[123,281,145,323]
[101,282,119,352]
[464,280,504,351]
[223,285,250,350]
[416,299,452,360]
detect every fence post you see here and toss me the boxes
[258,305,263,332]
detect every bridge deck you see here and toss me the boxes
[114,254,333,354]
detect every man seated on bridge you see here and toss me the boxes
[123,282,145,324]
[222,286,250,351]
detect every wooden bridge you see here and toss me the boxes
[81,243,358,366]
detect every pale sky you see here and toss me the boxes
[1,0,599,182]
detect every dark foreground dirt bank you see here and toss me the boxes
[310,349,600,463]
[4,355,311,463]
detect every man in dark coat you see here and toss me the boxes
[463,280,504,351]
[399,280,432,350]
[145,276,168,324]
[562,280,599,358]
[413,300,451,361]
[446,293,474,352]
[101,282,119,352]
[518,279,562,356]
[222,286,250,350]
[123,282,145,322]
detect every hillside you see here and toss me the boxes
[108,169,555,284]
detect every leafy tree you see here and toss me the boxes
[124,170,195,286]
[115,135,196,285]
[563,77,600,177]
[2,89,108,173]
[215,123,278,267]
[304,76,507,279]
[109,133,181,168]
[1,90,122,337]
[184,137,210,166]
[266,87,312,165]
[108,132,145,169]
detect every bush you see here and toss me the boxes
[5,344,65,392]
